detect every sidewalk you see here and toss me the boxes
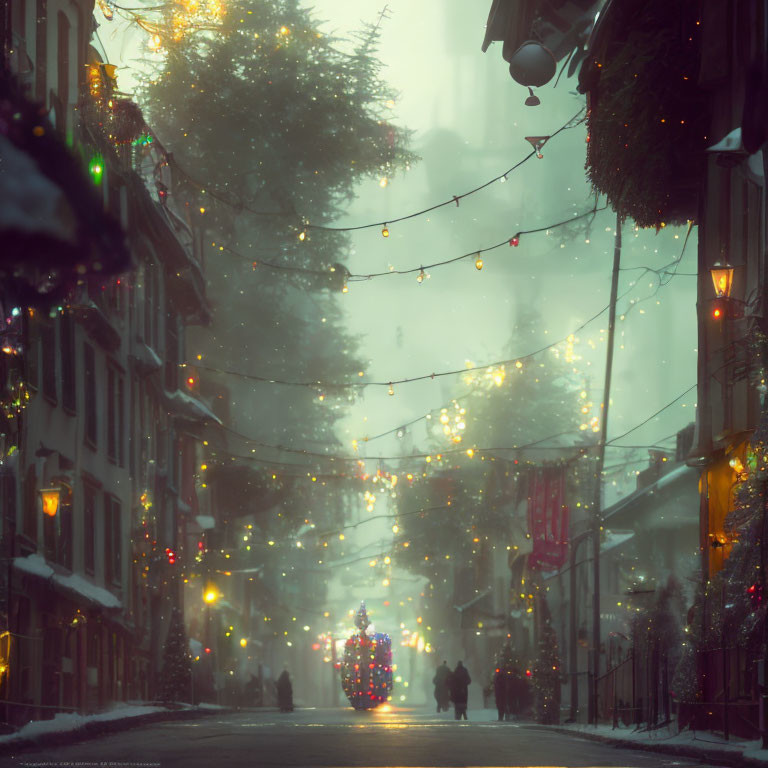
[0,702,230,757]
[529,721,768,768]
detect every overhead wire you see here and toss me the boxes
[166,107,587,234]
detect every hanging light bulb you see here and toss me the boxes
[475,254,483,271]
[417,268,426,284]
[298,229,307,242]
[510,236,520,247]
[382,225,390,238]
[342,283,349,294]
[388,383,395,396]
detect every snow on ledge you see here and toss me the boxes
[0,705,165,745]
[56,572,121,610]
[549,722,768,764]
[13,554,54,579]
[13,555,122,610]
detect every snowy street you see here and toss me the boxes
[1,707,730,768]
[1,0,765,764]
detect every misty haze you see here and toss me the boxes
[0,1,762,767]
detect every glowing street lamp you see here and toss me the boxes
[710,262,734,299]
[39,488,61,518]
[203,587,219,605]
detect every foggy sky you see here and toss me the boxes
[100,0,698,485]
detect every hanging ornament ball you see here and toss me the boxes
[508,41,557,88]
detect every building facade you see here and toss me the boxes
[2,0,210,723]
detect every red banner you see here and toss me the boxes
[527,466,569,570]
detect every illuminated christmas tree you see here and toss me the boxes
[340,603,393,710]
[158,606,192,703]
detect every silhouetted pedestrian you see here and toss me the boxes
[493,668,507,721]
[276,670,293,712]
[433,660,451,712]
[450,661,471,720]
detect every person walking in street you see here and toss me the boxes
[276,669,294,712]
[450,660,471,720]
[506,667,526,720]
[493,668,508,721]
[432,660,451,713]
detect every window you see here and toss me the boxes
[107,276,123,314]
[60,313,76,413]
[59,490,73,570]
[55,11,70,134]
[25,312,39,391]
[118,377,125,467]
[107,366,125,465]
[83,482,96,575]
[22,465,36,541]
[9,0,33,79]
[0,472,16,532]
[107,367,116,462]
[129,381,136,479]
[11,0,26,42]
[165,313,179,391]
[84,343,97,448]
[143,262,160,350]
[104,495,121,586]
[34,0,46,101]
[41,323,56,403]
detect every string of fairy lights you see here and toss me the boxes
[217,203,607,287]
[103,0,698,546]
[165,109,586,239]
[185,258,662,392]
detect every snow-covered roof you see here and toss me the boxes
[0,135,77,244]
[604,463,697,522]
[600,530,635,553]
[195,514,215,530]
[130,342,163,374]
[189,638,204,656]
[165,389,222,424]
[13,555,122,610]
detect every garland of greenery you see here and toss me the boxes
[581,0,707,228]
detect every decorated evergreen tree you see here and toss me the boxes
[158,607,192,704]
[533,594,561,724]
[138,1,414,649]
[393,304,589,581]
[674,404,768,706]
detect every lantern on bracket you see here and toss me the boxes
[39,487,61,518]
[710,261,734,299]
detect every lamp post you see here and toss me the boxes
[589,213,622,725]
[568,529,594,721]
[203,586,218,645]
[202,586,219,701]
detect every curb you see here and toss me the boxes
[527,724,766,768]
[0,705,236,759]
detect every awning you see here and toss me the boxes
[0,73,129,308]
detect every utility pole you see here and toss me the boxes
[589,212,622,724]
